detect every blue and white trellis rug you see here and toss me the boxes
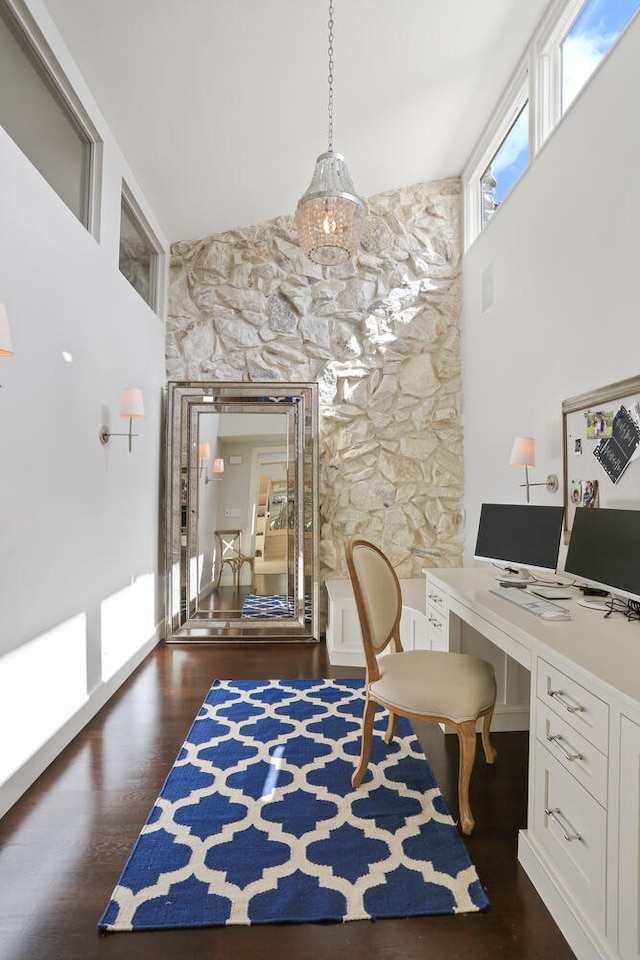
[98,678,488,932]
[241,593,312,622]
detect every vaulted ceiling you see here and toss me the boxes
[42,0,551,244]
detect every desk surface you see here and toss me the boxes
[426,566,640,712]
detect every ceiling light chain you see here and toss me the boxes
[295,0,365,266]
[327,0,334,152]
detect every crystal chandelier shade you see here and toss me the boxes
[296,151,365,266]
[295,0,364,265]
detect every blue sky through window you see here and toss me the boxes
[478,0,638,231]
[562,0,639,109]
[490,103,529,205]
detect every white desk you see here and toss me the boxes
[425,566,640,960]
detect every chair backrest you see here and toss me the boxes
[345,540,403,672]
[215,529,242,560]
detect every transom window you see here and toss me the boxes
[562,0,640,110]
[0,2,95,228]
[480,102,529,229]
[119,187,161,312]
[464,0,639,248]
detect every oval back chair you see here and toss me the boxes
[345,538,497,835]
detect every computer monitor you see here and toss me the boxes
[474,503,565,577]
[564,507,640,604]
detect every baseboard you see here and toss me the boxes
[325,643,365,668]
[490,704,530,732]
[0,629,161,820]
[518,830,614,960]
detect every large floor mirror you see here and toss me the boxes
[164,381,319,641]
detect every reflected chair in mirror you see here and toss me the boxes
[345,539,497,835]
[214,530,255,591]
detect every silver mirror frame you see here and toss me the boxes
[164,381,319,642]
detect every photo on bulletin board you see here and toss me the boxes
[562,376,640,540]
[569,479,582,504]
[585,410,613,439]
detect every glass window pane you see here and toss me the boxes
[119,195,157,310]
[480,102,529,227]
[0,6,91,225]
[562,0,640,111]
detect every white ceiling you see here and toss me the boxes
[42,0,551,244]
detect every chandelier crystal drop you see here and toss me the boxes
[295,0,365,265]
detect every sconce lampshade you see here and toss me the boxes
[0,303,13,356]
[213,458,225,474]
[509,436,535,467]
[120,388,144,419]
[199,442,211,461]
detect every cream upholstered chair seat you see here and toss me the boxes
[346,538,497,835]
[372,651,496,725]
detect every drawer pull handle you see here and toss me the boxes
[544,807,582,842]
[428,615,442,626]
[428,592,443,605]
[548,689,584,713]
[546,733,583,762]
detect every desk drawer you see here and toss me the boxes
[536,658,609,754]
[535,701,607,807]
[426,579,448,615]
[533,741,607,933]
[426,607,447,650]
[426,578,449,652]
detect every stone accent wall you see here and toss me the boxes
[168,177,463,581]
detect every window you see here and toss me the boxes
[119,187,160,311]
[464,0,639,248]
[480,102,529,228]
[462,67,529,245]
[562,0,640,111]
[0,2,95,227]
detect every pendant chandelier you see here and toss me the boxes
[295,0,365,266]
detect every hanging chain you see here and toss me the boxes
[327,0,334,152]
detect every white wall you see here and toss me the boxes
[0,0,168,815]
[461,13,640,562]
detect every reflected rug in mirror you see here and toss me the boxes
[98,679,488,932]
[241,593,312,622]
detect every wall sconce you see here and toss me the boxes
[509,437,559,503]
[198,441,211,478]
[204,457,225,484]
[0,303,13,388]
[0,303,12,357]
[198,445,224,483]
[100,388,145,452]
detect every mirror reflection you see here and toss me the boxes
[195,410,291,616]
[166,382,318,642]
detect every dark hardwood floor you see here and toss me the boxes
[0,641,576,960]
[196,584,254,615]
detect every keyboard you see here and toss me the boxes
[489,587,571,620]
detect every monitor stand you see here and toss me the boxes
[495,568,533,587]
[577,599,611,612]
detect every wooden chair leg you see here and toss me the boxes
[352,697,377,788]
[457,720,478,836]
[481,705,497,765]
[384,709,398,745]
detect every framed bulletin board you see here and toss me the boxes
[562,375,640,539]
